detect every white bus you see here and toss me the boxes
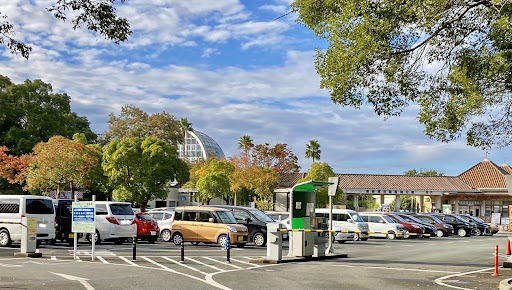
[0,195,56,246]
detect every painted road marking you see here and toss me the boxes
[0,263,22,268]
[51,272,94,290]
[97,256,109,264]
[229,258,260,267]
[332,264,461,274]
[186,257,225,272]
[141,256,178,273]
[51,256,57,260]
[162,257,208,275]
[119,256,137,266]
[435,267,495,290]
[203,257,243,269]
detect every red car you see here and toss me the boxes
[134,212,160,243]
[383,213,424,239]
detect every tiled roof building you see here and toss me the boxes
[275,158,512,223]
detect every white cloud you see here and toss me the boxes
[201,48,220,58]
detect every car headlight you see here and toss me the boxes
[227,226,237,233]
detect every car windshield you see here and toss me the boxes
[383,215,396,223]
[452,215,469,223]
[110,204,134,215]
[389,214,407,223]
[458,215,471,222]
[216,211,237,224]
[136,213,155,221]
[471,216,485,223]
[401,215,422,224]
[351,213,364,222]
[248,209,274,222]
[429,215,444,224]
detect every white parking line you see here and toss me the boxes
[162,257,208,275]
[435,267,495,290]
[119,256,137,266]
[203,257,243,269]
[229,258,260,267]
[186,257,225,272]
[51,256,57,260]
[332,264,461,274]
[141,256,178,273]
[97,256,109,264]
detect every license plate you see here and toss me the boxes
[150,231,157,236]
[238,236,243,241]
[69,233,74,238]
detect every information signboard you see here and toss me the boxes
[72,201,95,233]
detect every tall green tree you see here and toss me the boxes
[298,162,339,207]
[0,75,96,155]
[105,105,182,145]
[237,135,254,168]
[102,137,189,212]
[292,0,512,150]
[184,159,234,205]
[305,139,321,164]
[2,1,131,59]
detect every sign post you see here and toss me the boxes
[327,177,339,254]
[72,199,95,261]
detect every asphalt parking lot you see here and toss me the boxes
[0,234,510,289]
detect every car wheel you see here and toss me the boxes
[337,240,346,244]
[403,229,410,239]
[360,237,369,241]
[126,237,134,243]
[172,233,183,246]
[353,233,360,241]
[218,234,227,248]
[457,228,467,237]
[87,231,101,245]
[474,228,482,236]
[253,232,266,247]
[0,229,12,247]
[387,232,396,240]
[161,230,171,242]
[436,230,444,237]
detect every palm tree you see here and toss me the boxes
[305,139,321,164]
[237,135,254,155]
[180,118,193,161]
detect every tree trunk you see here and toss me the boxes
[140,200,148,212]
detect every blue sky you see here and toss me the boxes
[0,0,509,176]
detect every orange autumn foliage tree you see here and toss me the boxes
[0,146,31,184]
[25,136,99,196]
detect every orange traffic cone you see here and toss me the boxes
[506,239,511,256]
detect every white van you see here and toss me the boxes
[0,195,56,246]
[85,201,136,244]
[359,212,405,240]
[315,208,369,241]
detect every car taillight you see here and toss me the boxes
[106,217,119,225]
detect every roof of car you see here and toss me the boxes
[174,206,230,211]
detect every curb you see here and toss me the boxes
[249,253,348,264]
[500,278,512,290]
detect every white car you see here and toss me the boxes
[86,201,136,244]
[359,212,405,240]
[147,209,175,242]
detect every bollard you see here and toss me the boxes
[493,244,499,276]
[132,236,137,261]
[226,233,231,263]
[181,241,185,262]
[506,239,511,256]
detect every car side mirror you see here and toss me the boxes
[209,218,214,223]
[347,219,353,223]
